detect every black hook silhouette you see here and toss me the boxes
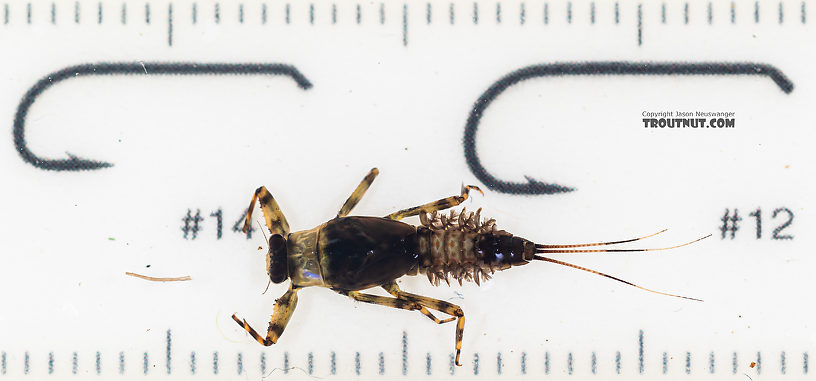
[14,62,312,171]
[464,62,794,195]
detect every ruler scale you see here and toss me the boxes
[3,2,814,44]
[0,329,809,376]
[3,0,814,379]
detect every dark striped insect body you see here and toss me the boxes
[232,168,709,366]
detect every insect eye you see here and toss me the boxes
[269,234,285,251]
[267,234,288,284]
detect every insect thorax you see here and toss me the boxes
[416,209,534,286]
[287,225,326,288]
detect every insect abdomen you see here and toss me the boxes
[476,232,536,270]
[417,209,535,285]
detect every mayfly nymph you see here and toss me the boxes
[232,168,709,366]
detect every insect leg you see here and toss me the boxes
[243,186,290,236]
[381,283,465,367]
[337,168,379,218]
[381,282,456,324]
[337,289,423,311]
[384,185,483,221]
[231,286,299,346]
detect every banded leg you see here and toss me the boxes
[382,283,466,366]
[337,289,423,311]
[337,168,379,218]
[243,186,290,236]
[232,286,299,346]
[381,282,456,324]
[384,185,483,221]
